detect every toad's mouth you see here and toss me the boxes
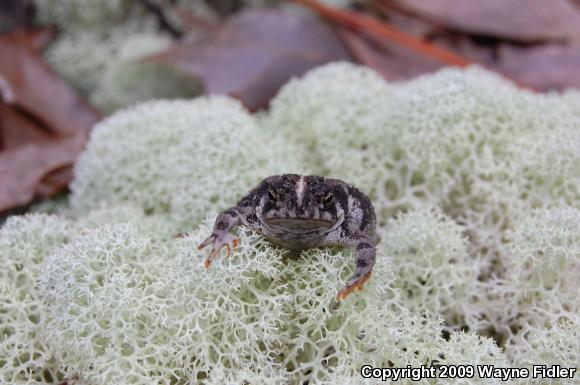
[265,218,335,234]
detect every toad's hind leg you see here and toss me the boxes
[335,238,376,301]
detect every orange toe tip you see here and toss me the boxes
[336,286,354,301]
[360,272,372,285]
[336,292,348,301]
[336,273,373,301]
[356,274,371,291]
[232,239,239,248]
[204,259,212,268]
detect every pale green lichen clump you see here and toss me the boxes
[38,224,176,385]
[0,208,175,384]
[36,220,511,385]
[561,89,580,113]
[266,64,580,277]
[37,0,201,113]
[34,0,132,31]
[267,62,392,185]
[506,314,580,385]
[44,20,200,113]
[483,207,580,359]
[2,64,580,383]
[71,97,305,231]
[0,214,72,384]
[381,208,479,331]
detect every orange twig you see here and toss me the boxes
[293,0,472,67]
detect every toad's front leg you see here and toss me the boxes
[332,235,376,301]
[198,208,242,268]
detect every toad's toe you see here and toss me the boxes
[336,272,372,301]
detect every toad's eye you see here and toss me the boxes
[268,189,279,201]
[322,192,333,206]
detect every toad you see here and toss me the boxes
[198,174,377,301]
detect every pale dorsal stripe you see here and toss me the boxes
[296,175,306,206]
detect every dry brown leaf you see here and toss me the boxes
[0,29,100,213]
[151,9,352,110]
[5,26,55,52]
[36,166,74,198]
[0,31,99,135]
[431,33,498,66]
[368,0,439,38]
[295,0,472,67]
[497,43,580,91]
[336,27,444,81]
[0,136,87,209]
[385,0,580,42]
[0,104,52,150]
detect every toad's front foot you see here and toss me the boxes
[336,272,372,301]
[197,232,239,268]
